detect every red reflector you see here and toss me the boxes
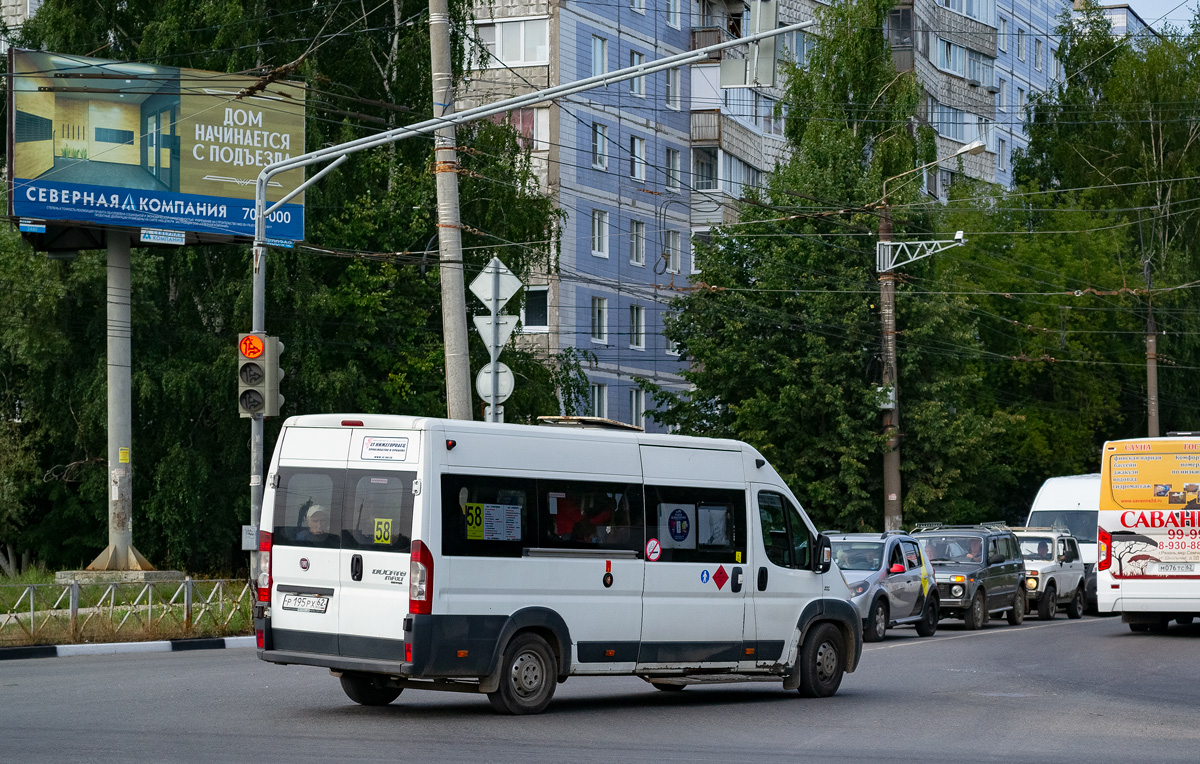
[605,649,615,657]
[745,648,756,655]
[342,419,364,427]
[446,439,456,450]
[457,650,469,658]
[405,643,412,662]
[256,629,265,649]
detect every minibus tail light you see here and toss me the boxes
[257,531,273,603]
[409,540,434,614]
[1097,527,1112,571]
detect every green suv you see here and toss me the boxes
[911,523,1027,630]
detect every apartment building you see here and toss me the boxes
[461,0,695,431]
[1,0,41,51]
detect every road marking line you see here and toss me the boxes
[865,617,1111,651]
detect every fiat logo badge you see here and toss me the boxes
[299,558,310,570]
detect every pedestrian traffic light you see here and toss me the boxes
[238,333,268,417]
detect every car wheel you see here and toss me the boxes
[1038,584,1057,620]
[915,598,939,637]
[1130,622,1150,632]
[1007,589,1025,625]
[963,590,985,630]
[339,674,402,706]
[1066,587,1085,619]
[487,633,558,715]
[863,599,888,643]
[649,681,687,692]
[796,622,845,698]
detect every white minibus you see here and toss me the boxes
[1097,435,1200,631]
[254,415,862,714]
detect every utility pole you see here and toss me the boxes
[878,205,902,532]
[429,0,472,420]
[1145,259,1159,437]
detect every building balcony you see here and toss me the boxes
[691,26,737,60]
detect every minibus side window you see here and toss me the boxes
[273,469,344,549]
[536,481,644,552]
[341,471,416,553]
[644,485,746,563]
[757,491,810,569]
[441,474,535,558]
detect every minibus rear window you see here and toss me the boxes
[273,469,344,548]
[341,471,416,553]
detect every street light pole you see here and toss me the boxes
[876,140,985,531]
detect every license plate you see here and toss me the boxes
[281,594,329,613]
[1157,563,1195,573]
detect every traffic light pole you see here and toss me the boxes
[249,239,266,555]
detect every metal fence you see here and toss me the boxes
[0,578,253,646]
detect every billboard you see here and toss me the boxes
[7,49,306,242]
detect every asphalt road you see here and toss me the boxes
[2,615,1197,764]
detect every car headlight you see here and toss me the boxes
[1025,572,1039,590]
[848,581,870,596]
[951,584,964,598]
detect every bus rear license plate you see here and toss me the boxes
[281,594,329,613]
[1157,563,1194,573]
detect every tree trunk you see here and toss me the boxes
[0,546,14,577]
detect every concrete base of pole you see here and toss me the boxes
[55,569,184,585]
[85,543,156,572]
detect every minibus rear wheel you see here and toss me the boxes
[339,674,402,706]
[488,632,557,715]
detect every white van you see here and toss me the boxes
[1024,474,1100,610]
[254,415,862,714]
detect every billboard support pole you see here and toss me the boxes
[87,231,153,571]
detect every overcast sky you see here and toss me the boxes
[1124,0,1197,30]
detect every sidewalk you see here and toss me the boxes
[0,635,255,661]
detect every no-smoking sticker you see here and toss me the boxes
[645,537,662,562]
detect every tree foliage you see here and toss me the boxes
[0,0,571,572]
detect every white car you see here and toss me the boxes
[1013,528,1086,619]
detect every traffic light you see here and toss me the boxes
[238,334,284,417]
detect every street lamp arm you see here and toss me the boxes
[877,139,986,206]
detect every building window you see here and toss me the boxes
[590,298,608,343]
[630,51,645,96]
[665,68,681,110]
[592,36,607,76]
[667,0,680,28]
[590,383,608,418]
[631,0,645,13]
[591,210,609,257]
[1017,29,1025,61]
[942,0,994,25]
[591,123,608,169]
[522,286,549,331]
[967,50,993,85]
[630,136,646,180]
[1018,87,1026,121]
[665,328,680,356]
[629,305,645,349]
[1035,39,1043,70]
[998,17,1007,52]
[929,97,965,141]
[1052,50,1061,80]
[666,230,681,273]
[998,138,1007,171]
[630,220,646,266]
[629,389,645,428]
[937,38,964,76]
[998,78,1007,111]
[666,148,681,191]
[476,18,550,67]
[694,147,717,190]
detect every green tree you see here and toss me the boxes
[650,0,1010,531]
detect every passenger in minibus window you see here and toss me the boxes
[296,506,331,542]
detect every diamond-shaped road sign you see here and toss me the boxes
[469,257,523,311]
[473,315,519,356]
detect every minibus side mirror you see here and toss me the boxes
[813,534,833,574]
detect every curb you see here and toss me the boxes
[0,635,255,661]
